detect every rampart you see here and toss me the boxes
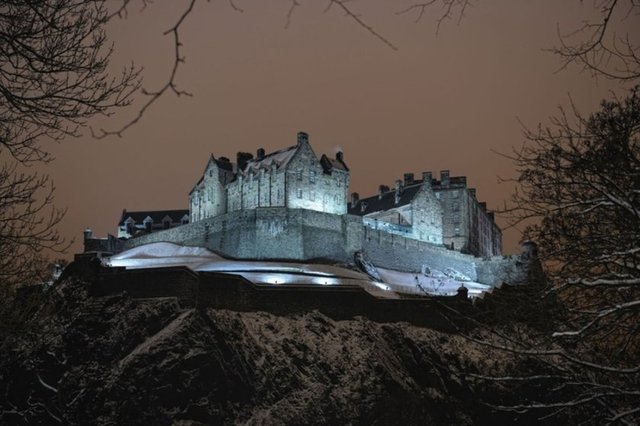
[123,208,362,262]
[122,207,528,286]
[361,227,478,280]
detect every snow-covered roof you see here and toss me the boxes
[242,145,298,175]
[118,210,190,226]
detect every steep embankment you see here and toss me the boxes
[1,274,552,425]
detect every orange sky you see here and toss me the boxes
[38,1,635,257]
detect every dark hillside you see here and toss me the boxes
[0,272,572,425]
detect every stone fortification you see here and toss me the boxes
[124,208,361,261]
[123,207,528,286]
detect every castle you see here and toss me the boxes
[184,131,501,258]
[97,131,526,288]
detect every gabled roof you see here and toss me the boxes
[348,183,424,216]
[320,154,349,173]
[241,145,298,175]
[118,209,189,226]
[202,154,234,174]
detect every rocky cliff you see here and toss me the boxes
[1,272,563,425]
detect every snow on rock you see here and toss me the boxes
[378,267,490,297]
[103,242,399,297]
[1,278,549,425]
[104,242,491,297]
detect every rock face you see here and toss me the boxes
[1,274,552,425]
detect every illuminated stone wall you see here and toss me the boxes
[407,184,443,244]
[125,208,357,261]
[284,141,349,215]
[361,226,478,280]
[434,174,502,257]
[192,134,349,221]
[123,207,527,286]
[190,158,234,222]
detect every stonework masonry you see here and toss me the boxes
[123,207,527,286]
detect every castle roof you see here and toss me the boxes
[348,183,424,216]
[242,145,298,175]
[118,209,189,226]
[320,154,349,173]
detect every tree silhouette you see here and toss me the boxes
[0,1,139,288]
[467,87,640,424]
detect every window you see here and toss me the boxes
[297,169,303,181]
[310,191,315,201]
[309,170,316,184]
[336,178,341,187]
[163,221,171,229]
[297,189,303,199]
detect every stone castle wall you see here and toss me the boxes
[124,208,358,262]
[361,226,478,280]
[123,207,526,286]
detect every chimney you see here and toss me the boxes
[351,192,359,207]
[297,131,309,145]
[522,240,538,258]
[257,148,265,159]
[394,179,403,204]
[403,173,414,186]
[421,171,432,185]
[469,188,476,198]
[440,170,450,187]
[336,151,344,162]
[84,228,93,240]
[378,184,389,199]
[236,152,254,172]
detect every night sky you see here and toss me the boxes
[38,1,632,256]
